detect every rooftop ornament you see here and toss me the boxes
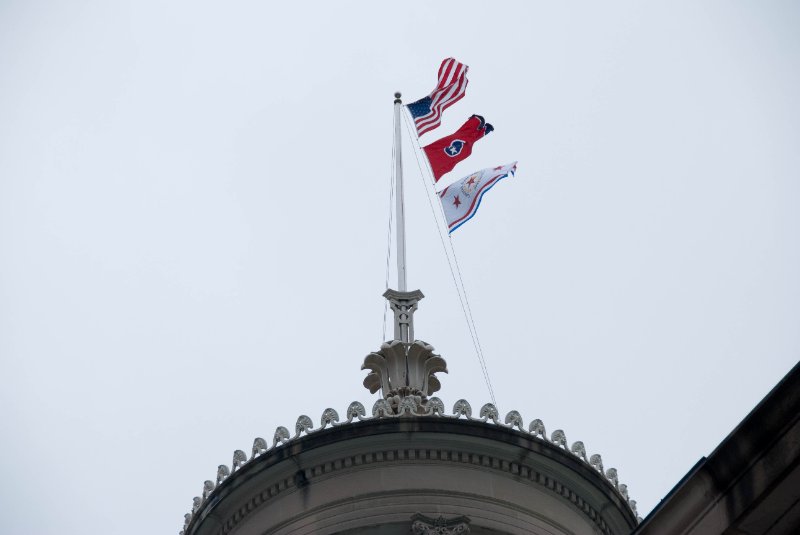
[362,289,448,414]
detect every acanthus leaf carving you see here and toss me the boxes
[251,437,268,459]
[372,398,392,417]
[528,418,547,439]
[216,464,230,485]
[346,401,366,422]
[570,441,588,462]
[630,500,639,519]
[428,397,445,415]
[421,352,448,396]
[590,453,604,474]
[320,408,339,428]
[411,513,471,534]
[363,338,447,404]
[361,351,390,394]
[452,399,472,418]
[202,480,215,500]
[479,403,500,423]
[273,426,290,447]
[606,467,619,488]
[294,415,313,437]
[232,450,247,471]
[551,429,567,449]
[397,396,419,416]
[504,410,524,431]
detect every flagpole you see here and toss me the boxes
[384,92,422,348]
[394,92,407,292]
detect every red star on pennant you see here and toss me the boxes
[467,177,476,186]
[493,165,503,170]
[452,195,461,208]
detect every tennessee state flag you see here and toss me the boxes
[423,115,494,182]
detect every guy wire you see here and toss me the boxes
[401,111,497,407]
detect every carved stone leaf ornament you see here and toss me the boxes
[412,521,470,534]
[294,415,313,437]
[273,426,290,447]
[346,401,366,421]
[361,349,390,395]
[232,450,248,471]
[571,441,588,462]
[551,429,568,448]
[428,397,445,415]
[362,341,406,397]
[407,340,448,396]
[504,410,524,431]
[411,513,471,534]
[202,480,215,500]
[590,453,604,474]
[452,399,472,418]
[398,396,419,415]
[372,398,392,417]
[479,403,499,423]
[252,437,268,459]
[606,467,619,488]
[529,418,546,439]
[361,318,448,413]
[630,500,639,518]
[216,464,230,485]
[321,408,339,428]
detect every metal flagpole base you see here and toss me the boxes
[383,289,424,344]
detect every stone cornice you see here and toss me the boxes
[181,398,640,535]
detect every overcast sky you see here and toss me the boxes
[1,2,799,534]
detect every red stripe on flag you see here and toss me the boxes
[410,58,469,137]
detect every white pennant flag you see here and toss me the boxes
[438,162,517,233]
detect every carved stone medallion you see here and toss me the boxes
[410,513,470,534]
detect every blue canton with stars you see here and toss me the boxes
[407,96,433,119]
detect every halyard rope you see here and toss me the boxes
[382,108,396,343]
[401,110,497,407]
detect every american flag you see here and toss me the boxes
[407,58,469,137]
